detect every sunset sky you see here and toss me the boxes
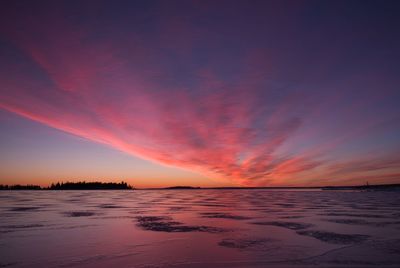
[1,0,399,188]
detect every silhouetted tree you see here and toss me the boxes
[48,181,134,190]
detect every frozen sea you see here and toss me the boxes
[1,190,400,267]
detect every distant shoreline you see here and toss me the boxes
[140,184,400,191]
[1,183,399,191]
[0,181,133,191]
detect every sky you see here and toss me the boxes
[0,0,399,187]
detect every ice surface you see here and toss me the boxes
[0,189,399,267]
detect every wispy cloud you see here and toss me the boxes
[1,1,399,185]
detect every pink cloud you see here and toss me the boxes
[1,2,399,186]
[0,25,308,185]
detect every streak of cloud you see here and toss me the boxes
[1,1,399,185]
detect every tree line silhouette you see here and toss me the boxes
[0,184,41,190]
[0,181,133,190]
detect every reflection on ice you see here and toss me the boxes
[136,216,227,233]
[0,189,400,267]
[296,230,370,244]
[63,211,97,217]
[251,221,313,230]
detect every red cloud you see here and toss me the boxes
[1,2,399,186]
[0,27,309,185]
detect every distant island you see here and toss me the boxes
[0,181,133,190]
[163,186,201,190]
[141,183,400,191]
[321,183,400,191]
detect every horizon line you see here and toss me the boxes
[1,182,399,190]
